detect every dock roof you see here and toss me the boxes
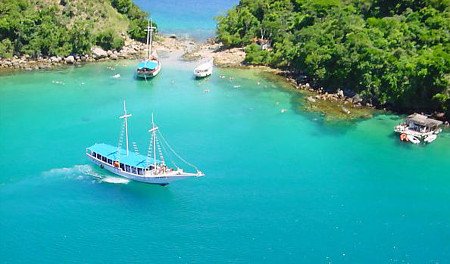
[86,143,159,169]
[406,113,443,127]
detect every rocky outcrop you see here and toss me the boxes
[0,38,146,72]
[65,55,75,64]
[212,47,245,67]
[91,47,108,59]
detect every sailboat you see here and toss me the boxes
[136,20,161,79]
[86,101,204,185]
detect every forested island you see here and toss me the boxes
[217,0,450,118]
[0,0,151,58]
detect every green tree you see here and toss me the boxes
[71,21,93,55]
[96,30,124,51]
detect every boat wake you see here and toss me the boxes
[43,165,129,184]
[101,177,129,184]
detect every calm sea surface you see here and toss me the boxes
[133,0,238,40]
[1,1,450,262]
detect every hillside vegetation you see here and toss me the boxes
[217,0,450,117]
[0,0,151,58]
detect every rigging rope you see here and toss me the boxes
[158,130,200,172]
[146,132,154,167]
[159,138,178,169]
[155,136,165,165]
[117,121,126,160]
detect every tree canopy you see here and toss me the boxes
[217,0,450,117]
[0,0,151,58]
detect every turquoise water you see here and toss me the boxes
[1,60,450,262]
[134,0,238,40]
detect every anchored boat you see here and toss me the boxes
[395,113,443,144]
[194,59,213,78]
[86,101,204,185]
[136,20,161,79]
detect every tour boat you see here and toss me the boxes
[136,20,161,79]
[394,113,443,144]
[194,59,213,78]
[86,101,204,185]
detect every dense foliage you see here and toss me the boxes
[217,0,450,116]
[0,0,151,58]
[110,0,156,42]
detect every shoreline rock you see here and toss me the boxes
[0,38,147,73]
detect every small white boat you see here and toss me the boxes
[424,134,437,143]
[86,101,204,185]
[407,134,421,144]
[194,59,213,78]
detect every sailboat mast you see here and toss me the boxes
[119,101,132,156]
[152,114,157,173]
[148,113,159,174]
[149,19,153,58]
[146,20,151,59]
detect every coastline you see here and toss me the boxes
[1,35,447,123]
[0,35,393,121]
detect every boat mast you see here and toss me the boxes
[119,101,132,156]
[149,113,159,174]
[146,19,156,60]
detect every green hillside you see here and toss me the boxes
[217,0,450,118]
[0,0,150,58]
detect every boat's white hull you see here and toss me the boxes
[194,69,212,78]
[424,134,437,143]
[194,62,213,78]
[87,154,202,185]
[406,134,421,144]
[136,63,161,79]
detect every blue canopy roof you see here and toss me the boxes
[137,60,158,70]
[86,143,159,169]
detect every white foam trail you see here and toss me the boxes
[43,164,99,179]
[43,165,129,184]
[43,165,101,182]
[101,177,129,184]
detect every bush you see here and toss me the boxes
[110,0,132,14]
[0,39,13,58]
[95,30,124,51]
[244,43,270,65]
[128,19,153,42]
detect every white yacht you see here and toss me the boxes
[194,59,213,78]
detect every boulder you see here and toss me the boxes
[351,94,363,104]
[307,96,316,103]
[341,106,351,114]
[91,46,108,59]
[110,53,118,60]
[65,55,75,64]
[50,56,62,63]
